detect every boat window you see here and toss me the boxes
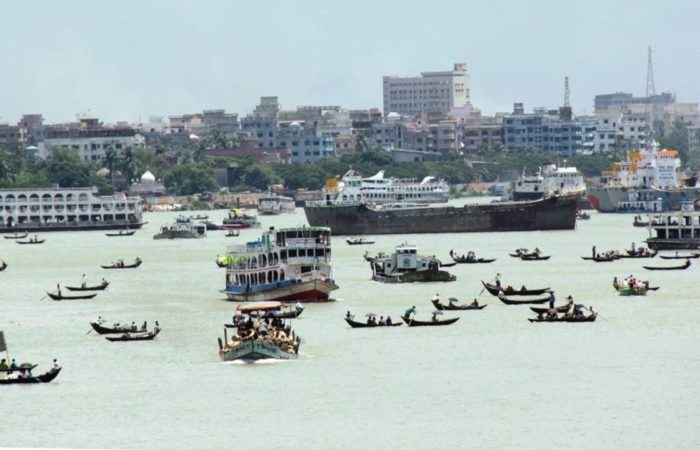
[288,249,297,258]
[301,266,313,273]
[315,248,324,257]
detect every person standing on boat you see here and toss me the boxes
[592,246,596,258]
[432,293,440,304]
[52,359,60,370]
[494,273,502,289]
[405,306,416,318]
[81,274,87,288]
[548,292,556,309]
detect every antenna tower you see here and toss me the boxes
[564,76,570,107]
[645,46,658,148]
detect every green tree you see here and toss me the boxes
[658,118,690,161]
[103,146,119,183]
[242,164,282,190]
[163,162,218,195]
[45,147,92,187]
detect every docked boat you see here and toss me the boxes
[481,281,551,297]
[221,226,338,302]
[101,258,142,269]
[153,215,206,239]
[346,237,374,245]
[105,229,136,237]
[105,329,160,342]
[317,169,449,206]
[4,232,27,239]
[431,298,486,311]
[218,302,300,362]
[644,202,700,250]
[511,162,586,201]
[367,243,456,283]
[498,293,552,305]
[643,260,691,271]
[257,192,295,215]
[305,190,579,235]
[0,187,144,233]
[449,250,495,264]
[222,208,261,229]
[65,280,109,291]
[400,313,459,327]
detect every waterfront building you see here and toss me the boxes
[39,117,145,162]
[503,104,582,156]
[383,63,471,118]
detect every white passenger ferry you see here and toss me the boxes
[512,162,586,201]
[0,187,143,232]
[221,226,338,302]
[257,192,295,215]
[321,170,449,206]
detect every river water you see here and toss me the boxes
[1,202,699,449]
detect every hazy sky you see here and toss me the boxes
[1,0,699,124]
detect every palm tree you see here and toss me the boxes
[120,147,135,184]
[103,146,118,183]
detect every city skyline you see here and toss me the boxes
[1,0,699,123]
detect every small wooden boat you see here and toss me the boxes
[345,318,403,328]
[481,281,551,297]
[633,216,648,227]
[346,237,375,245]
[47,291,97,301]
[0,367,62,385]
[581,255,617,262]
[16,238,45,245]
[401,314,459,327]
[528,315,597,323]
[449,250,495,264]
[658,253,700,260]
[530,303,573,314]
[576,211,591,220]
[0,260,7,272]
[249,304,304,319]
[225,230,240,237]
[66,281,109,291]
[101,258,142,269]
[509,248,529,257]
[105,229,136,237]
[643,260,691,271]
[617,251,657,259]
[431,299,486,311]
[105,329,160,342]
[90,321,142,334]
[3,232,28,239]
[498,293,551,305]
[190,214,209,220]
[519,253,550,261]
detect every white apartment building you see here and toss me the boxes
[383,63,470,118]
[591,111,648,152]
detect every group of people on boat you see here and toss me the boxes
[224,314,298,354]
[432,293,479,308]
[360,313,394,326]
[613,275,649,292]
[628,243,653,257]
[591,246,620,260]
[450,249,477,262]
[0,358,60,379]
[536,296,595,321]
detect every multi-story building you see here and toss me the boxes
[590,111,648,152]
[503,104,582,155]
[39,117,145,162]
[383,63,470,118]
[18,114,45,146]
[453,111,504,153]
[403,120,459,159]
[240,97,280,148]
[594,92,675,113]
[276,122,334,164]
[0,124,24,151]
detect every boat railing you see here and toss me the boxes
[226,243,271,254]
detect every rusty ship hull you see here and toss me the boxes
[304,193,579,235]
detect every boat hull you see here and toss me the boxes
[219,340,298,362]
[304,193,578,235]
[587,186,700,213]
[223,279,338,303]
[0,222,144,234]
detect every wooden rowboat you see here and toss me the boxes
[498,293,551,305]
[481,281,551,297]
[47,292,97,301]
[400,314,459,327]
[0,367,62,385]
[66,281,109,291]
[643,261,691,271]
[105,329,160,341]
[431,299,487,311]
[345,318,402,328]
[101,259,142,269]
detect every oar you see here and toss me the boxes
[586,306,607,321]
[38,294,47,302]
[86,328,93,335]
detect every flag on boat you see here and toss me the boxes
[0,331,6,353]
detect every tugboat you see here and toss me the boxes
[218,302,300,362]
[366,243,456,283]
[153,216,207,239]
[222,208,261,229]
[221,225,338,302]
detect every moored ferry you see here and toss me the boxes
[322,169,449,205]
[257,192,295,215]
[644,201,700,250]
[512,162,586,201]
[0,187,143,232]
[221,226,338,302]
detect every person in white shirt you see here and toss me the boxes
[81,274,87,288]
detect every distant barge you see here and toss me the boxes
[304,192,579,235]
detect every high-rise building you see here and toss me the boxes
[382,63,470,118]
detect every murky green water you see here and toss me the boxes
[1,203,698,449]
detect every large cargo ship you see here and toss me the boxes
[586,147,700,212]
[0,187,143,232]
[304,192,579,235]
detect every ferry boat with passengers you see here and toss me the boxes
[0,187,143,233]
[221,226,338,302]
[321,169,449,206]
[257,192,295,215]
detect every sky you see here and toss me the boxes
[1,0,699,124]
